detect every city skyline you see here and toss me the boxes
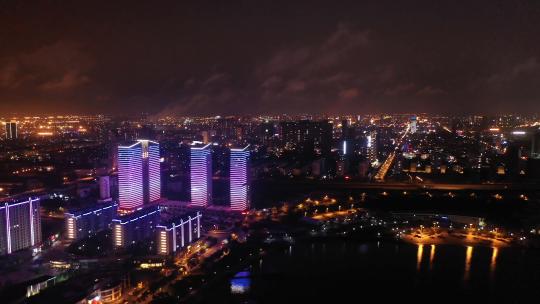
[1,1,540,303]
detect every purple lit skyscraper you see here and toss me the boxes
[190,143,212,207]
[118,140,161,212]
[118,142,144,211]
[230,146,250,211]
[147,142,161,202]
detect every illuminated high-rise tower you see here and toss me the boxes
[0,198,41,255]
[367,130,378,164]
[230,146,250,211]
[118,140,161,212]
[147,140,161,202]
[190,143,212,207]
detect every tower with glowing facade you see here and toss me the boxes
[190,143,212,207]
[0,198,41,255]
[230,146,250,211]
[118,140,161,212]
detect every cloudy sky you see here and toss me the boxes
[1,0,539,115]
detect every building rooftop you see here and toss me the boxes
[65,201,117,218]
[112,205,159,224]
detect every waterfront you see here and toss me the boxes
[201,240,540,303]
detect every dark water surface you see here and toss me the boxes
[201,240,540,303]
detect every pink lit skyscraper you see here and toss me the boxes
[230,145,250,211]
[147,141,161,202]
[118,140,161,212]
[190,143,212,207]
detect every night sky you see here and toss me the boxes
[1,0,539,115]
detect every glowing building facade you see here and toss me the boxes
[0,198,41,255]
[190,144,212,207]
[367,130,378,164]
[65,202,118,241]
[118,140,161,212]
[147,142,161,202]
[156,211,202,255]
[230,146,250,211]
[112,206,160,248]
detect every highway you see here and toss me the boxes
[256,179,539,191]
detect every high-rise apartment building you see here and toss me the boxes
[230,146,250,211]
[117,140,161,212]
[280,120,332,156]
[99,175,111,201]
[0,198,41,255]
[410,115,418,134]
[531,130,540,159]
[367,130,378,164]
[190,143,212,207]
[5,121,17,140]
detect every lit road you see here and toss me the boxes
[374,124,410,181]
[259,179,537,191]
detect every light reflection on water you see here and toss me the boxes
[490,247,498,275]
[416,244,424,270]
[216,241,540,303]
[429,244,436,270]
[464,246,473,281]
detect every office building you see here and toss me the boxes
[190,143,212,207]
[230,146,250,211]
[99,175,111,201]
[0,198,41,255]
[367,130,378,164]
[117,140,161,212]
[112,206,160,248]
[280,120,332,156]
[201,130,210,144]
[532,130,540,159]
[5,121,17,140]
[65,202,118,241]
[156,211,202,255]
[342,119,352,155]
[410,116,417,134]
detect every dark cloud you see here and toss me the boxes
[0,42,93,90]
[415,86,447,97]
[0,0,539,115]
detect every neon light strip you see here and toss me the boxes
[172,223,176,252]
[118,143,144,210]
[197,212,201,238]
[147,143,161,202]
[188,216,192,242]
[112,210,159,225]
[65,203,117,219]
[181,219,184,247]
[6,202,11,254]
[29,199,34,246]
